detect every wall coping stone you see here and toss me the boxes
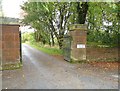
[0,24,20,26]
[69,24,87,31]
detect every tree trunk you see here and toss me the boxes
[57,37,64,49]
[50,31,55,46]
[76,2,88,24]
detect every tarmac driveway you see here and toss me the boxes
[2,44,118,89]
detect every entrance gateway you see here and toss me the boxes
[63,24,87,62]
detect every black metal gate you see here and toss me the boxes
[19,31,22,63]
[63,35,71,61]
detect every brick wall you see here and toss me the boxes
[86,47,118,61]
[1,24,20,65]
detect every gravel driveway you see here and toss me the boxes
[2,44,118,89]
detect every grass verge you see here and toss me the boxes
[1,62,22,71]
[27,42,63,56]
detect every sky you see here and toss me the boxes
[2,0,27,18]
[1,0,35,33]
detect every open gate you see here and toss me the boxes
[19,30,22,63]
[63,35,72,61]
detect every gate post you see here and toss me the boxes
[69,24,87,62]
[1,24,22,70]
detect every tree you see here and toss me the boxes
[75,2,88,24]
[68,2,88,24]
[21,2,51,44]
[87,2,119,46]
[51,2,71,48]
[21,2,72,49]
[21,1,119,48]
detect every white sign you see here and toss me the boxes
[77,44,85,48]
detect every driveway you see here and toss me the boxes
[2,44,118,89]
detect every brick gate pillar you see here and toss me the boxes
[1,24,21,70]
[69,24,87,62]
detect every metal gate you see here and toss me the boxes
[63,35,71,61]
[19,31,22,63]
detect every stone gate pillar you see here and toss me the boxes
[69,24,87,62]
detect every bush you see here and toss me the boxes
[22,32,35,43]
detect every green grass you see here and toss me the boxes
[1,62,22,71]
[27,42,63,55]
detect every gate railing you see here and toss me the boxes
[63,35,72,61]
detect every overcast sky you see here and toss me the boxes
[2,0,35,33]
[2,0,27,18]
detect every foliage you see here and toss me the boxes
[22,32,35,43]
[69,2,88,24]
[21,2,89,49]
[87,2,119,46]
[21,2,119,48]
[21,2,53,45]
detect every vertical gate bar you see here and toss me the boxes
[19,30,22,63]
[63,35,71,62]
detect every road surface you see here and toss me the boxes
[2,44,118,89]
